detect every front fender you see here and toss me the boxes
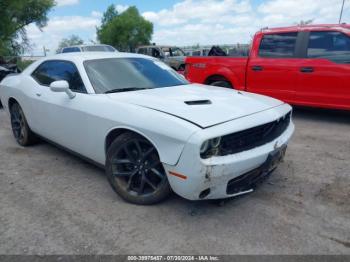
[97,103,200,166]
[206,66,240,87]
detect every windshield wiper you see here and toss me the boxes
[104,87,152,94]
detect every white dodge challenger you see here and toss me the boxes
[0,52,294,204]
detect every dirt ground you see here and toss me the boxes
[0,107,349,255]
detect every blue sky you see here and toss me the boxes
[25,0,349,55]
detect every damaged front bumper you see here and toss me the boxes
[163,103,294,200]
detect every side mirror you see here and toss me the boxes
[50,80,76,99]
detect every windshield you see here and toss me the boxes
[84,58,188,94]
[161,47,185,57]
[62,47,81,53]
[171,47,185,56]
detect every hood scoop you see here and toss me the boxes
[184,100,212,105]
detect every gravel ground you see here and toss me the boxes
[0,107,349,255]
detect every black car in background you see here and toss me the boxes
[0,59,21,108]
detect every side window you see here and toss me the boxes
[171,48,185,56]
[31,61,86,93]
[151,48,161,58]
[307,31,350,63]
[138,48,147,55]
[259,33,298,58]
[161,47,170,57]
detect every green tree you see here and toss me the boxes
[56,35,84,53]
[97,6,153,52]
[101,4,118,27]
[0,0,55,56]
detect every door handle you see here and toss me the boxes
[300,67,314,73]
[36,93,42,97]
[252,65,263,71]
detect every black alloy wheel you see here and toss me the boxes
[106,133,171,205]
[10,103,36,146]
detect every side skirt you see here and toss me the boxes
[36,134,106,171]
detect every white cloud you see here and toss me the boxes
[143,0,252,26]
[152,23,255,46]
[23,0,350,55]
[55,0,79,7]
[142,0,350,46]
[258,0,349,25]
[25,15,100,55]
[115,4,129,13]
[91,11,102,18]
[45,16,99,32]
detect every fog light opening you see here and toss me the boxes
[199,188,211,199]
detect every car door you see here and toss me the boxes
[296,30,350,110]
[30,60,96,157]
[246,32,303,103]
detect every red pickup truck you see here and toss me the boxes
[185,24,350,110]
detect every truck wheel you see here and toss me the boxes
[210,81,232,89]
[106,132,171,205]
[178,64,185,71]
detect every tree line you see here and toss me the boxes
[0,1,154,56]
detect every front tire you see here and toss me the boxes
[10,102,37,146]
[210,81,232,88]
[106,133,171,205]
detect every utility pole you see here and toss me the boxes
[339,0,345,23]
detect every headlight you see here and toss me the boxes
[200,136,222,158]
[200,140,209,154]
[210,137,221,148]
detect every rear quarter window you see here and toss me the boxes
[259,32,298,58]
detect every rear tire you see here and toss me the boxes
[10,102,37,146]
[210,81,232,89]
[106,132,171,205]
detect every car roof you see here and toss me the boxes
[260,23,350,34]
[48,52,151,61]
[23,52,154,73]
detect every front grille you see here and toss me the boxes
[219,111,291,156]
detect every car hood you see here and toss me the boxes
[106,84,284,128]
